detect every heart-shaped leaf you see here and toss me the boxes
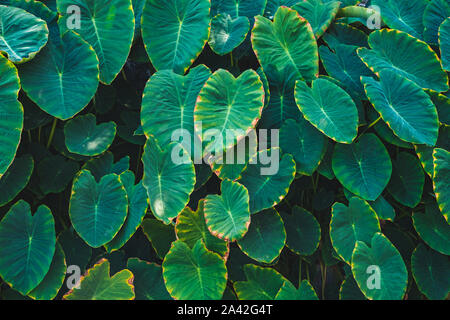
[276,280,318,300]
[433,148,450,223]
[423,0,450,45]
[292,0,340,38]
[211,0,266,18]
[142,218,177,259]
[209,14,250,55]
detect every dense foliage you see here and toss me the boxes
[0,0,449,300]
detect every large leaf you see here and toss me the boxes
[69,170,128,248]
[58,0,135,84]
[194,68,264,156]
[330,197,380,264]
[204,179,250,241]
[162,239,227,300]
[141,0,210,74]
[264,0,300,19]
[332,134,392,201]
[357,29,449,92]
[276,280,318,300]
[294,77,358,144]
[0,5,48,63]
[423,0,450,45]
[415,126,450,177]
[0,154,33,206]
[211,0,266,18]
[0,200,55,295]
[63,259,135,300]
[351,233,408,300]
[141,138,195,224]
[322,22,368,49]
[292,0,340,38]
[440,18,450,71]
[209,14,250,55]
[433,148,450,222]
[142,218,176,259]
[252,6,318,82]
[362,70,439,146]
[0,55,23,178]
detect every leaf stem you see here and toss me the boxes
[47,118,58,149]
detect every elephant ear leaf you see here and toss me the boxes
[0,154,33,206]
[439,18,450,72]
[0,5,48,63]
[0,200,56,295]
[141,0,210,74]
[276,280,318,300]
[162,239,227,300]
[292,0,340,38]
[209,14,250,55]
[57,0,135,84]
[423,0,450,45]
[433,148,450,223]
[63,259,135,300]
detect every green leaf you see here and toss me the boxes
[142,218,176,259]
[69,170,128,248]
[82,152,129,182]
[362,70,439,146]
[194,68,264,156]
[330,197,381,264]
[204,179,250,241]
[58,0,135,84]
[238,149,296,213]
[387,152,424,208]
[37,154,79,195]
[339,275,365,300]
[162,239,227,300]
[332,134,392,201]
[433,148,450,222]
[126,258,171,300]
[0,5,48,63]
[64,114,116,156]
[0,55,23,178]
[209,14,249,55]
[294,78,358,144]
[322,22,368,49]
[275,280,318,300]
[141,0,210,74]
[0,200,55,295]
[58,228,92,272]
[211,0,266,18]
[292,0,340,38]
[237,208,286,263]
[351,232,408,300]
[412,201,450,255]
[175,199,229,256]
[252,6,318,82]
[0,0,57,23]
[440,18,450,71]
[0,154,33,206]
[142,138,195,224]
[423,0,450,45]
[63,259,135,300]
[357,29,449,92]
[282,206,321,256]
[280,118,328,176]
[264,0,301,19]
[415,126,450,177]
[411,243,450,300]
[344,190,396,222]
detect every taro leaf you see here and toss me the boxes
[412,202,450,255]
[105,171,148,252]
[415,126,450,177]
[204,179,250,241]
[132,0,146,40]
[317,141,335,180]
[433,148,450,222]
[141,0,210,75]
[28,242,66,300]
[117,110,146,146]
[0,55,23,179]
[440,18,450,71]
[237,208,286,264]
[411,243,450,300]
[387,152,424,208]
[252,6,318,82]
[256,67,270,108]
[234,264,287,300]
[0,0,57,23]
[357,29,449,93]
[22,93,52,130]
[0,200,55,295]
[64,114,116,156]
[330,197,381,264]
[175,199,228,257]
[238,149,296,213]
[194,69,264,157]
[292,0,340,38]
[344,189,396,222]
[332,134,392,201]
[142,218,176,259]
[211,0,266,18]
[162,239,227,300]
[69,170,128,248]
[362,70,439,146]
[18,28,99,120]
[280,118,327,176]
[264,0,301,19]
[428,91,450,126]
[209,14,250,55]
[63,259,135,300]
[351,232,408,300]
[339,275,365,300]
[275,280,318,300]
[58,228,92,272]
[37,154,79,195]
[52,128,90,162]
[58,0,135,84]
[294,78,358,144]
[141,64,211,155]
[82,152,129,182]
[0,154,33,206]
[281,206,321,256]
[141,138,195,224]
[0,5,48,63]
[371,0,427,40]
[319,44,374,98]
[423,0,450,45]
[126,258,171,300]
[322,22,368,50]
